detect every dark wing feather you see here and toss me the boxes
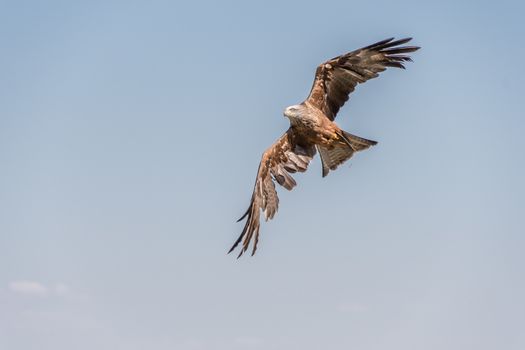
[305,37,420,120]
[229,129,316,257]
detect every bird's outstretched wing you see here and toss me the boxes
[305,37,420,121]
[229,129,316,257]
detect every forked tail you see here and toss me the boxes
[317,130,377,177]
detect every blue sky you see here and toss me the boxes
[1,0,524,349]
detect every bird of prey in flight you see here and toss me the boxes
[229,37,420,257]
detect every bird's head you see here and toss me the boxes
[283,104,303,119]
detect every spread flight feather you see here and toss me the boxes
[230,37,420,257]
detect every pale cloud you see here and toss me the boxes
[8,281,76,298]
[8,280,49,296]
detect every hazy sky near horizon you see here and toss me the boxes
[1,0,524,349]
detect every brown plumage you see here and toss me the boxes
[307,37,419,121]
[229,37,420,257]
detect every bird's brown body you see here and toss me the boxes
[230,37,420,257]
[289,104,340,146]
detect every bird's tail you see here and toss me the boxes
[317,131,377,177]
